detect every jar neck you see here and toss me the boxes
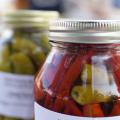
[50,42,119,53]
[9,27,47,41]
[49,31,120,44]
[12,27,47,33]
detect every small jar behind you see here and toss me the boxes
[0,10,59,120]
[34,20,120,120]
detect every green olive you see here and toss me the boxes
[21,39,37,54]
[0,45,10,62]
[0,116,4,120]
[12,37,22,52]
[4,117,18,120]
[12,38,37,54]
[0,62,12,72]
[32,48,46,67]
[0,45,12,72]
[0,44,12,72]
[10,53,35,75]
[40,34,51,54]
[71,85,111,105]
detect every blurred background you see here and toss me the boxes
[0,0,120,19]
[0,0,120,53]
[0,0,119,40]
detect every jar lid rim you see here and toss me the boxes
[49,19,120,44]
[50,19,120,32]
[3,10,59,28]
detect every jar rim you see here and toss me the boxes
[3,10,59,28]
[49,19,120,44]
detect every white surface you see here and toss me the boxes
[35,102,120,120]
[0,72,34,119]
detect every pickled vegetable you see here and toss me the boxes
[71,85,110,105]
[83,103,104,117]
[0,116,4,120]
[12,38,37,54]
[10,53,35,74]
[0,34,47,75]
[12,36,22,52]
[71,85,93,105]
[0,45,12,72]
[81,64,92,84]
[0,61,12,72]
[40,34,51,54]
[110,100,120,116]
[34,43,120,118]
[1,45,11,61]
[4,117,18,120]
[32,48,46,67]
[64,100,82,116]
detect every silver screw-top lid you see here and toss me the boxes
[49,19,120,44]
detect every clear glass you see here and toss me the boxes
[0,28,51,74]
[0,27,50,120]
[35,42,120,118]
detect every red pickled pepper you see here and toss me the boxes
[34,61,49,102]
[44,93,52,108]
[64,106,71,114]
[65,100,82,116]
[34,64,53,102]
[34,80,46,102]
[110,99,120,116]
[43,53,76,110]
[83,103,104,117]
[57,51,93,97]
[113,71,120,92]
[43,51,89,112]
[52,98,65,112]
[105,52,120,117]
[35,50,67,103]
[49,54,76,92]
[44,51,67,88]
[108,55,120,92]
[52,51,93,112]
[63,99,83,116]
[44,93,56,110]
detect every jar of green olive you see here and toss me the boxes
[0,10,59,120]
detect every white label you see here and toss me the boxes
[0,72,34,119]
[35,102,120,120]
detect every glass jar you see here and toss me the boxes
[0,10,59,120]
[34,20,120,120]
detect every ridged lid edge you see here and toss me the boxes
[50,19,120,32]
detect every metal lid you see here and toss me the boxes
[49,19,120,44]
[3,10,59,28]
